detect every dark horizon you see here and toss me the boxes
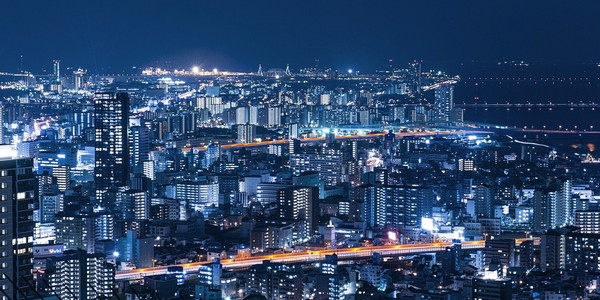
[2,1,600,74]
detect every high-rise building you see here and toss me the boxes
[555,180,573,228]
[288,123,299,139]
[574,210,600,234]
[55,210,95,252]
[278,186,318,243]
[0,158,35,300]
[541,226,600,272]
[175,181,219,212]
[434,83,453,122]
[235,124,256,144]
[73,68,86,90]
[53,165,70,192]
[203,143,220,169]
[474,184,493,219]
[53,60,60,82]
[94,92,129,206]
[317,254,344,300]
[290,153,342,187]
[39,194,61,224]
[358,184,433,229]
[130,125,150,174]
[44,249,114,300]
[117,189,149,220]
[247,261,303,300]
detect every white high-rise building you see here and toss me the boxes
[45,250,114,300]
[434,84,453,122]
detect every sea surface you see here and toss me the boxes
[454,63,600,128]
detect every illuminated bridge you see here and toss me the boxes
[115,239,537,281]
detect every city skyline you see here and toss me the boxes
[1,2,600,300]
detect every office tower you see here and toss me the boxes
[574,210,600,234]
[358,184,433,229]
[235,123,256,144]
[434,83,453,122]
[290,153,342,187]
[278,186,318,243]
[44,249,114,300]
[474,184,493,219]
[94,92,129,206]
[53,165,70,192]
[0,158,35,300]
[130,125,150,174]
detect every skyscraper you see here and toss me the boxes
[94,92,129,206]
[434,83,453,122]
[0,158,35,300]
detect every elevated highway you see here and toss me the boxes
[115,238,538,281]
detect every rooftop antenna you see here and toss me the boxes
[285,64,291,76]
[257,64,264,76]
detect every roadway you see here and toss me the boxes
[182,129,491,152]
[116,240,491,281]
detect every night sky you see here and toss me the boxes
[1,1,599,73]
